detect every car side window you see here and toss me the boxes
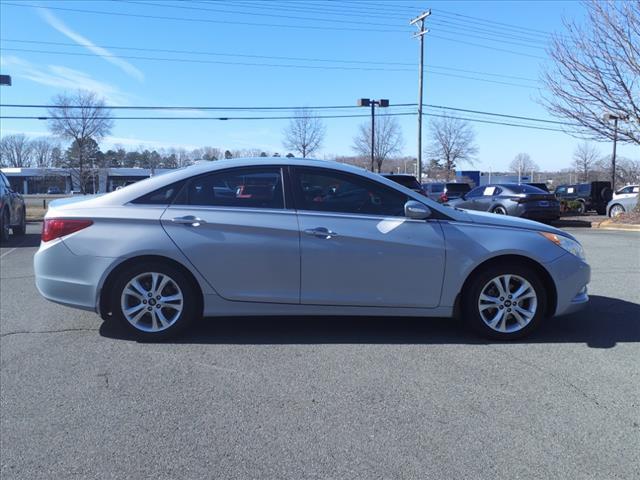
[467,186,484,198]
[578,184,590,194]
[292,167,407,217]
[131,181,186,205]
[184,167,285,209]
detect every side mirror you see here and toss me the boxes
[404,200,431,220]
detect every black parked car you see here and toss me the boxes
[381,174,427,196]
[0,171,26,242]
[554,181,612,215]
[423,182,471,202]
[525,182,550,192]
[447,183,560,220]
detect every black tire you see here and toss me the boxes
[12,209,26,236]
[109,261,200,341]
[462,263,548,340]
[600,187,612,202]
[576,201,586,214]
[492,205,508,215]
[0,209,10,242]
[595,207,606,216]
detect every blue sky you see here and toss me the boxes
[0,0,636,171]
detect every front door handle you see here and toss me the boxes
[171,215,206,227]
[304,227,338,239]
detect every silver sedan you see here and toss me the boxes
[34,158,590,341]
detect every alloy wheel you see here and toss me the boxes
[610,205,625,217]
[493,206,507,215]
[477,274,538,333]
[120,272,184,332]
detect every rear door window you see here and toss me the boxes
[184,167,285,209]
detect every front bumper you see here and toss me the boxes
[34,239,114,312]
[545,252,591,316]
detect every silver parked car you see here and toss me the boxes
[606,193,639,217]
[34,158,590,341]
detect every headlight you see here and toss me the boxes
[539,232,586,260]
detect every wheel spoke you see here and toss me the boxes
[515,305,534,320]
[149,309,159,330]
[130,279,147,296]
[156,309,170,327]
[488,309,505,329]
[150,273,159,293]
[123,288,144,300]
[512,309,528,327]
[130,308,147,325]
[512,283,530,299]
[480,293,500,304]
[492,278,507,298]
[155,275,170,296]
[124,303,145,316]
[162,293,183,303]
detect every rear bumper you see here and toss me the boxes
[518,206,561,219]
[545,252,591,316]
[34,239,114,312]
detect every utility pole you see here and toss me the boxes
[603,112,628,191]
[410,10,431,184]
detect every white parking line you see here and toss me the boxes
[0,247,17,259]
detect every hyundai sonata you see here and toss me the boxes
[34,158,590,341]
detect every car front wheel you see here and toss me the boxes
[463,264,547,340]
[492,206,508,215]
[12,209,26,236]
[609,204,625,217]
[0,209,10,242]
[111,262,199,341]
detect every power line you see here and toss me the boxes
[0,38,540,81]
[0,112,568,132]
[0,47,539,88]
[0,2,407,33]
[0,102,574,126]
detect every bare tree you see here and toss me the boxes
[427,116,477,180]
[352,115,403,173]
[0,134,33,167]
[283,107,326,158]
[541,1,639,144]
[572,142,601,182]
[509,153,539,180]
[31,137,60,168]
[48,90,113,193]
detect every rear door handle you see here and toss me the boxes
[304,227,338,239]
[171,215,206,227]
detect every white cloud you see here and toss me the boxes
[39,8,144,82]
[0,55,131,105]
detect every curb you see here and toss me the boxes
[594,221,640,232]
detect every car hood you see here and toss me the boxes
[451,208,574,239]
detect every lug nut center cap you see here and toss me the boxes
[504,300,512,307]
[149,298,157,306]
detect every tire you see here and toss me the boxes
[462,263,547,340]
[600,187,612,202]
[609,204,625,217]
[576,201,586,215]
[595,207,606,216]
[12,209,26,236]
[110,262,200,341]
[0,209,10,242]
[492,205,508,215]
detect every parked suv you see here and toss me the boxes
[0,171,26,242]
[423,182,471,202]
[381,174,427,196]
[554,181,612,215]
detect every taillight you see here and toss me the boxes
[42,218,93,242]
[439,193,448,203]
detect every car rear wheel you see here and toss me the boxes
[609,204,625,217]
[463,264,547,340]
[492,206,507,215]
[12,210,26,236]
[576,201,586,214]
[111,262,199,341]
[0,209,10,242]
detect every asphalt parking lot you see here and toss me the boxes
[1,223,639,479]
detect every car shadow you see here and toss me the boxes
[99,295,640,349]
[0,232,41,248]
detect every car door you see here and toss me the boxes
[291,166,445,308]
[0,174,19,225]
[160,166,300,304]
[479,185,502,211]
[457,186,483,210]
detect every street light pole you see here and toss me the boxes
[603,112,628,191]
[371,101,375,172]
[358,98,389,172]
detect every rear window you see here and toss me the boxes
[131,181,186,205]
[506,184,547,194]
[445,183,471,193]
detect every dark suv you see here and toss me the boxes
[554,181,612,215]
[0,171,26,242]
[381,174,427,196]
